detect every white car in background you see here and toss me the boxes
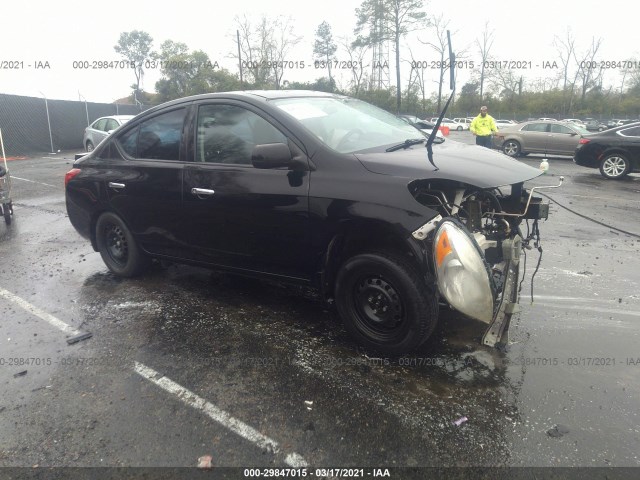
[561,118,587,129]
[430,117,467,131]
[495,119,518,128]
[397,115,445,140]
[453,118,473,128]
[83,115,135,152]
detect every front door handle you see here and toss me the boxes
[108,182,125,190]
[191,188,215,197]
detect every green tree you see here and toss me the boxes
[114,31,154,100]
[354,0,428,112]
[154,41,239,103]
[314,21,338,88]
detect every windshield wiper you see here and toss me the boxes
[426,30,456,171]
[385,138,425,152]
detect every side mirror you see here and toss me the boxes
[251,143,293,169]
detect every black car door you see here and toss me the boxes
[180,101,312,279]
[104,107,187,257]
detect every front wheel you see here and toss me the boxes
[600,153,630,179]
[86,141,94,152]
[502,140,521,157]
[335,252,438,354]
[457,126,463,131]
[95,212,149,277]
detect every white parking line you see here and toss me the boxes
[134,361,308,467]
[0,287,80,335]
[10,176,58,188]
[1,285,308,467]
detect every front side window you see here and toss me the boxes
[195,104,287,164]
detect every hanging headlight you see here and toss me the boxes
[433,219,495,323]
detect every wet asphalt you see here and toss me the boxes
[0,132,639,474]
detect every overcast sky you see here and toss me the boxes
[2,0,638,103]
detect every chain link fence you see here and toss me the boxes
[0,94,150,155]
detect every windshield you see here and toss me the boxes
[272,97,425,153]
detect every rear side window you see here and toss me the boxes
[619,126,640,137]
[92,118,107,131]
[118,126,139,157]
[550,124,574,134]
[105,119,119,131]
[116,108,186,160]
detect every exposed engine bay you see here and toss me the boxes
[409,177,563,346]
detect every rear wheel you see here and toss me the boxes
[502,140,521,157]
[599,153,630,179]
[2,203,11,225]
[95,212,149,277]
[457,126,463,131]
[335,252,438,354]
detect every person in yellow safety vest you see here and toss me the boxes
[470,105,498,148]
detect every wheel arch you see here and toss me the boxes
[601,147,636,168]
[318,218,429,301]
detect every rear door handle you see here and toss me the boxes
[108,182,125,190]
[191,188,215,197]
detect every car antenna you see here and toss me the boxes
[426,30,456,171]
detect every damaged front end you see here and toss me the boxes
[410,177,563,347]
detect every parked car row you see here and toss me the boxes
[491,118,640,180]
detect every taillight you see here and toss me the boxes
[579,138,590,144]
[65,168,81,187]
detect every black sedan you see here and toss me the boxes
[574,123,640,179]
[65,90,551,353]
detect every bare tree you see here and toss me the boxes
[418,15,464,112]
[232,15,274,88]
[475,22,494,100]
[553,28,575,91]
[268,16,302,89]
[573,37,604,103]
[339,36,370,96]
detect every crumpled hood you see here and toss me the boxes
[355,140,542,188]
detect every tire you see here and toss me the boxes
[334,252,438,354]
[457,126,463,131]
[2,203,11,225]
[599,153,631,179]
[95,212,148,277]
[502,140,521,157]
[86,141,94,152]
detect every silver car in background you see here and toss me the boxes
[493,120,589,157]
[83,115,134,151]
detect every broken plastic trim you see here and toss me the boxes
[482,235,522,347]
[411,214,443,240]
